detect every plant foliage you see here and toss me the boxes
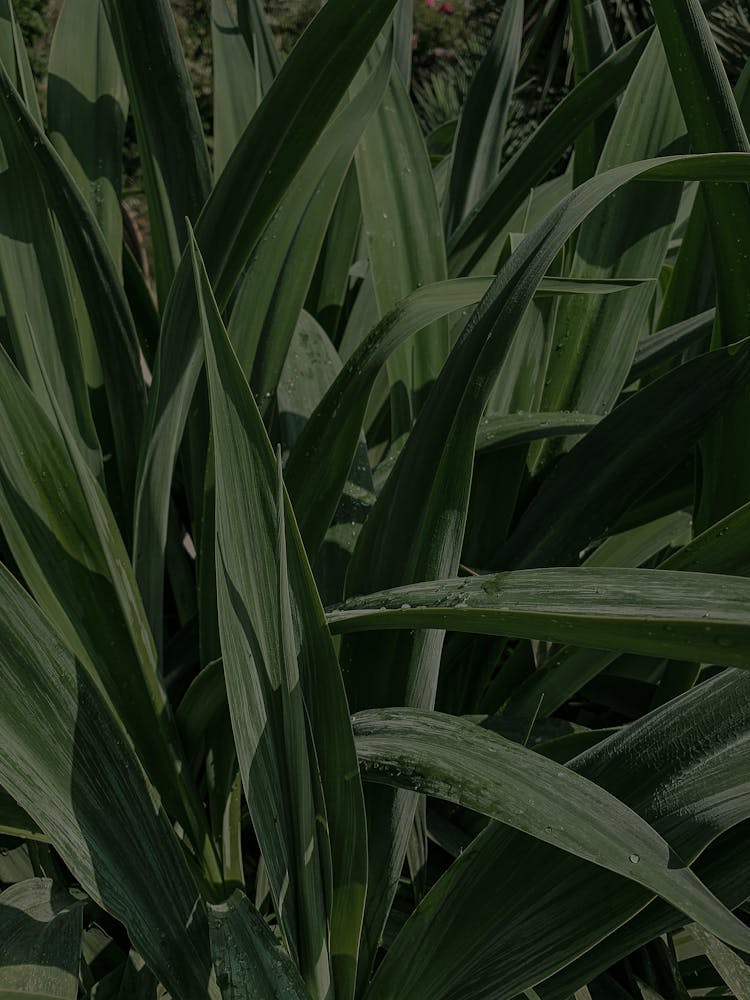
[0,0,750,998]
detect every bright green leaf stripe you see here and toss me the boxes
[209,891,309,1000]
[193,234,367,1000]
[196,241,330,993]
[352,708,750,951]
[0,879,83,1000]
[329,568,750,669]
[0,563,215,1000]
[134,0,400,643]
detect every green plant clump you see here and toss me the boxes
[2,1,750,998]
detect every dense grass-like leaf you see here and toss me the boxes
[447,29,652,276]
[652,0,750,528]
[133,0,400,643]
[500,339,750,569]
[340,152,750,963]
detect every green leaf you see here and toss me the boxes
[651,0,750,528]
[102,0,211,303]
[193,233,367,1000]
[499,339,750,570]
[0,60,145,515]
[629,308,715,382]
[353,708,750,950]
[0,879,83,1000]
[0,787,46,841]
[444,0,523,232]
[233,38,391,413]
[570,0,615,185]
[0,341,212,875]
[212,0,258,178]
[447,29,652,276]
[0,0,41,124]
[475,411,601,454]
[690,923,750,998]
[340,148,750,980]
[209,891,309,1000]
[0,57,102,481]
[236,0,279,89]
[355,59,449,435]
[364,669,750,1000]
[539,824,750,999]
[330,566,750,670]
[286,278,488,556]
[534,31,685,468]
[133,0,400,643]
[47,0,128,267]
[662,500,750,576]
[0,563,215,1000]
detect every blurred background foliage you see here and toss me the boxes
[13,0,750,257]
[16,0,750,144]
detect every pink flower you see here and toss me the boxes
[425,0,436,6]
[440,1,454,10]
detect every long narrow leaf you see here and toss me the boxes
[193,234,367,1000]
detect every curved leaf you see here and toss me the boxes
[353,708,750,949]
[330,566,750,670]
[364,669,750,1000]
